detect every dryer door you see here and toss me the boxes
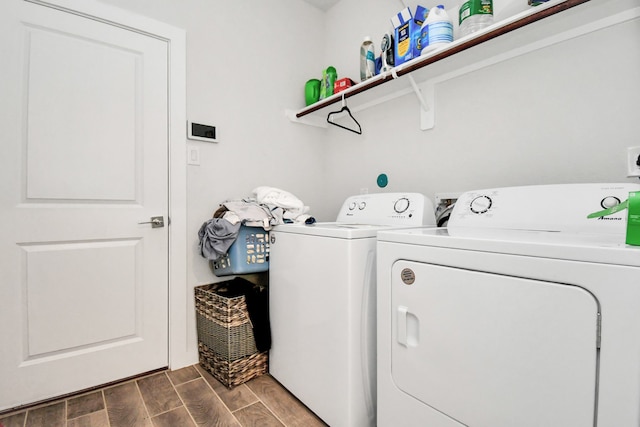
[391,261,599,427]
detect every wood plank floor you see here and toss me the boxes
[0,366,327,427]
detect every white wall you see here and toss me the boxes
[320,0,640,208]
[98,0,640,364]
[100,0,330,253]
[99,0,330,364]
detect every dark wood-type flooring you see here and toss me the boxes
[0,365,327,427]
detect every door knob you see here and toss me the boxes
[138,216,164,228]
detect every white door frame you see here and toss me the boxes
[25,0,191,370]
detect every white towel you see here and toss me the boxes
[252,186,309,219]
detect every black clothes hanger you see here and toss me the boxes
[326,95,362,135]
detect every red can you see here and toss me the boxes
[333,78,356,94]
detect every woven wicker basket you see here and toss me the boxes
[195,282,268,387]
[198,343,268,388]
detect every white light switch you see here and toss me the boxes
[187,146,200,166]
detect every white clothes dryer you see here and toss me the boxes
[377,183,640,427]
[269,193,436,427]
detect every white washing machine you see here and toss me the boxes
[377,183,640,427]
[269,193,436,427]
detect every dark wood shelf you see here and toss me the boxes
[294,0,592,119]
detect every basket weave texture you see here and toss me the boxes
[198,342,268,388]
[195,282,268,387]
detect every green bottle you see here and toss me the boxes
[320,66,337,100]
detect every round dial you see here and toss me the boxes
[470,195,492,214]
[358,202,366,210]
[348,202,356,210]
[394,197,410,213]
[601,196,621,209]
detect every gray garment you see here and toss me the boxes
[198,218,241,261]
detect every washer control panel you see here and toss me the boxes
[448,183,640,234]
[337,193,436,226]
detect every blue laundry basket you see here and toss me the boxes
[212,226,270,276]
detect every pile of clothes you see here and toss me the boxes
[198,186,315,261]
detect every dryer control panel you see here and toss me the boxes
[448,183,640,234]
[336,193,436,226]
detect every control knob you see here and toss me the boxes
[470,195,492,214]
[601,196,621,209]
[394,197,410,213]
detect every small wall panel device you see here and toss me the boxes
[187,121,218,142]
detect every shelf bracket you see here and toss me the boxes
[285,109,327,128]
[407,75,434,131]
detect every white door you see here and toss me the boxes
[0,0,169,410]
[391,261,599,427]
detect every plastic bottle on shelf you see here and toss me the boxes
[360,36,376,82]
[420,5,453,55]
[459,0,494,38]
[319,66,337,100]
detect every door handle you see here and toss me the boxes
[397,305,419,348]
[138,216,164,228]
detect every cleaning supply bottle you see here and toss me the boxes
[421,5,453,55]
[360,37,376,82]
[459,0,494,38]
[319,66,337,100]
